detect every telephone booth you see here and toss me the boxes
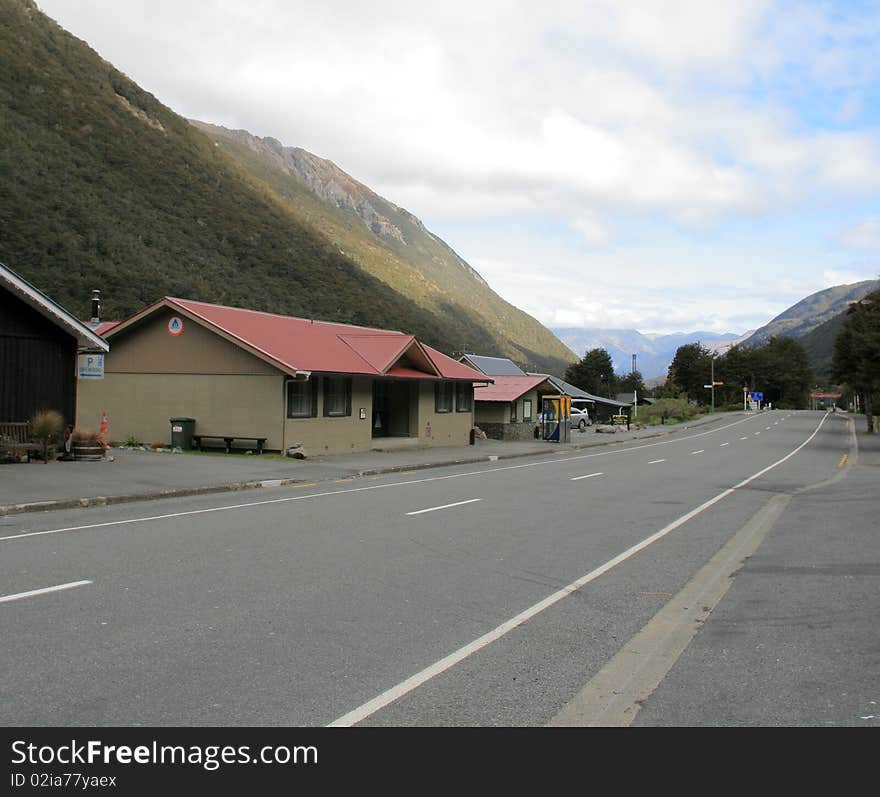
[541,395,571,442]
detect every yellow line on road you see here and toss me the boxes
[838,453,848,468]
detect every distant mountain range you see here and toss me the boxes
[553,277,879,382]
[550,328,743,379]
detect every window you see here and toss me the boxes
[435,381,453,413]
[509,400,518,422]
[522,398,533,422]
[323,376,352,417]
[287,379,317,418]
[455,383,472,412]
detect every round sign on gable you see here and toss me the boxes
[167,316,185,336]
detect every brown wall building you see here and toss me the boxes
[77,297,486,455]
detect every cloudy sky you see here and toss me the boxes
[38,0,880,334]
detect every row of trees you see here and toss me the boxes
[665,337,814,409]
[563,337,814,410]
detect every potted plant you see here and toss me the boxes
[71,428,106,461]
[30,409,64,464]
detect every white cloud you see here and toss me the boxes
[32,0,880,334]
[838,217,880,250]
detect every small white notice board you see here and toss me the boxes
[78,353,105,379]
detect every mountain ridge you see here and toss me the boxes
[188,121,573,372]
[0,0,573,375]
[740,279,880,347]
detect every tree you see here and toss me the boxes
[667,343,713,403]
[714,344,753,407]
[753,336,814,409]
[833,289,880,432]
[618,370,646,396]
[564,348,618,397]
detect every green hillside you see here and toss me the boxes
[799,311,848,381]
[0,0,572,373]
[742,280,880,347]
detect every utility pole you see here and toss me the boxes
[711,356,715,412]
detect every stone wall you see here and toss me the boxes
[479,421,539,441]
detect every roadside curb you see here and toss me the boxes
[0,414,739,516]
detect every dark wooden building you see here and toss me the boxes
[1,263,108,426]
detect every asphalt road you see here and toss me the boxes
[1,410,875,727]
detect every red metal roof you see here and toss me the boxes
[473,374,552,402]
[105,297,488,381]
[92,321,119,336]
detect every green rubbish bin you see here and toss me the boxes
[169,417,195,450]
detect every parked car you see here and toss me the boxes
[571,406,592,428]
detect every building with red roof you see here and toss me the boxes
[459,355,558,440]
[76,297,488,454]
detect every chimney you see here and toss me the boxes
[89,290,101,329]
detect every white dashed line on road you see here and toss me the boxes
[648,459,666,465]
[571,472,603,481]
[406,499,482,516]
[720,442,730,447]
[0,580,92,604]
[691,450,704,455]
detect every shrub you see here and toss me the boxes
[30,409,64,463]
[637,398,699,425]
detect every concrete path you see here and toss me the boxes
[0,412,750,514]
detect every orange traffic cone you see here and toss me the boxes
[99,411,109,449]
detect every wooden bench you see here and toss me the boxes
[0,422,42,462]
[192,434,267,454]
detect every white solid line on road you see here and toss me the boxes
[691,450,704,455]
[648,459,666,464]
[571,472,603,481]
[720,442,730,447]
[406,499,482,516]
[328,412,830,727]
[0,414,767,545]
[0,580,92,604]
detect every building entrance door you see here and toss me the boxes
[372,381,413,438]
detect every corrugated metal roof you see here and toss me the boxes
[529,373,593,399]
[459,354,526,376]
[104,297,487,381]
[473,374,552,402]
[92,321,119,336]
